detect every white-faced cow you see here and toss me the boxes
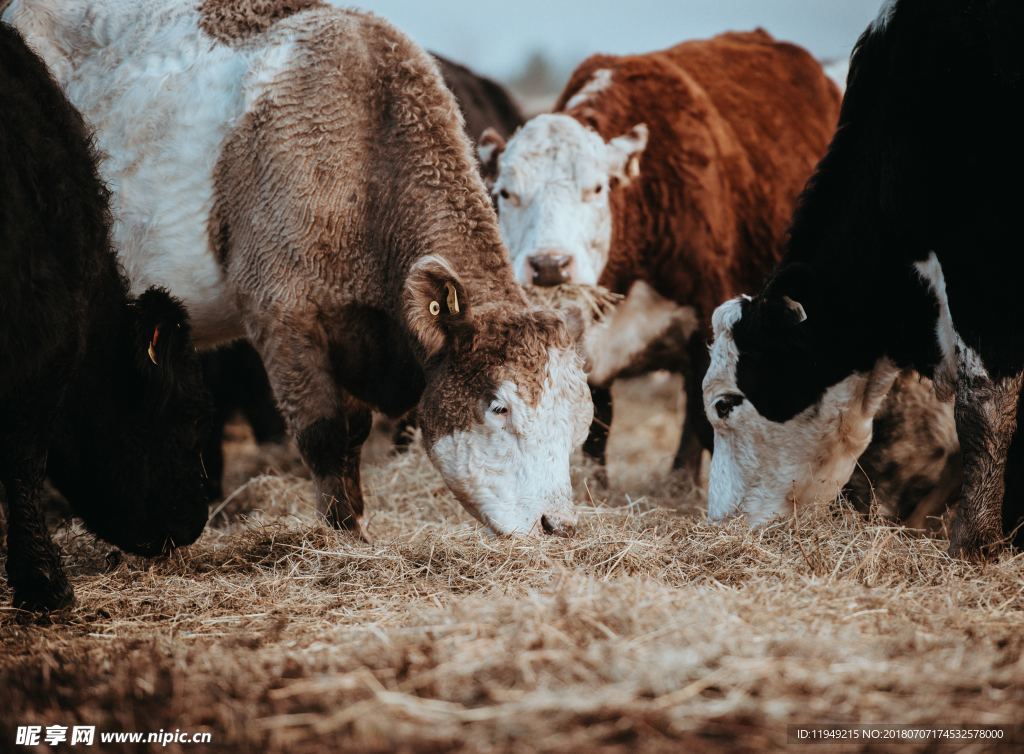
[703,0,1024,556]
[0,22,211,610]
[5,0,592,538]
[479,31,841,480]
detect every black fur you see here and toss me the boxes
[0,23,212,609]
[729,0,1024,547]
[200,341,286,499]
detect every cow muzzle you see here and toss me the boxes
[528,252,574,287]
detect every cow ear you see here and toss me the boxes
[607,123,648,187]
[133,287,192,370]
[404,256,474,359]
[782,296,808,323]
[477,128,506,189]
[130,287,196,407]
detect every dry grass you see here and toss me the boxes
[2,376,1023,753]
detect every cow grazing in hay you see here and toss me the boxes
[6,0,592,539]
[198,51,526,497]
[703,0,1024,556]
[0,22,211,610]
[479,31,841,482]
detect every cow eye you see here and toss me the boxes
[490,402,509,416]
[497,188,520,207]
[714,394,745,419]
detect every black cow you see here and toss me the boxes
[433,53,525,144]
[0,23,211,610]
[201,54,525,480]
[702,0,1024,556]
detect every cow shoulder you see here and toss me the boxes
[199,0,326,45]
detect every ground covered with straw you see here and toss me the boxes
[1,376,1023,752]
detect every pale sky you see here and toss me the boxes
[342,1,884,83]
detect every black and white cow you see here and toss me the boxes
[702,0,1024,556]
[0,22,211,610]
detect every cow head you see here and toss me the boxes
[49,288,213,556]
[405,256,592,536]
[702,295,898,524]
[479,114,648,287]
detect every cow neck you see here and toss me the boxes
[762,35,929,377]
[72,256,137,412]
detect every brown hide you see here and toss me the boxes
[555,29,841,323]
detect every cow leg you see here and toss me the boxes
[237,345,286,444]
[200,402,231,502]
[582,384,613,486]
[2,444,73,610]
[250,320,371,539]
[392,410,418,452]
[673,335,714,478]
[296,393,372,537]
[949,367,1024,557]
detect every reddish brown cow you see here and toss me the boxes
[480,30,841,479]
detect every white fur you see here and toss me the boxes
[427,347,592,535]
[703,297,899,523]
[873,0,898,32]
[564,68,612,110]
[584,281,698,387]
[5,0,301,345]
[915,251,987,393]
[491,113,647,286]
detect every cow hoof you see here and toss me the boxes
[326,510,372,544]
[12,579,75,613]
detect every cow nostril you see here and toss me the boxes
[714,394,745,419]
[541,514,575,538]
[529,253,574,287]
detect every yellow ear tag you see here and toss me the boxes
[445,283,460,314]
[429,300,441,316]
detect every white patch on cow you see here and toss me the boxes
[703,297,899,524]
[427,346,592,535]
[872,0,898,32]
[5,0,300,346]
[914,251,986,394]
[564,68,612,110]
[491,113,647,287]
[584,280,698,387]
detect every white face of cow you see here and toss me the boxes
[426,346,592,536]
[703,298,899,524]
[482,114,648,287]
[405,257,592,536]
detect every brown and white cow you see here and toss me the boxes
[5,0,593,538]
[479,31,841,480]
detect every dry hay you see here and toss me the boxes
[523,283,623,325]
[1,377,1023,753]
